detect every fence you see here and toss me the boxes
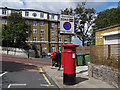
[77,44,120,70]
[0,46,35,58]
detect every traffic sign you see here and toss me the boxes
[63,22,71,30]
[60,15,74,35]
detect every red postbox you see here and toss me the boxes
[62,44,78,85]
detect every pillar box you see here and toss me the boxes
[62,44,78,85]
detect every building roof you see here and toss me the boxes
[96,24,120,32]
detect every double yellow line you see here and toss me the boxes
[39,67,51,85]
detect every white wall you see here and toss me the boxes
[0,46,35,58]
[22,11,48,20]
[49,14,58,21]
[0,9,2,16]
[0,8,59,21]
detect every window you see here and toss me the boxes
[26,37,29,41]
[52,30,55,35]
[32,13,37,17]
[40,29,44,34]
[51,15,54,19]
[26,31,28,33]
[58,15,60,20]
[52,46,56,52]
[40,12,44,18]
[58,23,60,28]
[40,37,44,41]
[25,20,29,24]
[33,21,37,26]
[58,46,61,52]
[25,11,29,16]
[64,38,67,42]
[52,37,55,42]
[11,10,15,13]
[51,23,55,28]
[33,29,37,34]
[2,9,6,15]
[2,19,7,24]
[40,21,44,26]
[59,37,61,42]
[33,37,37,41]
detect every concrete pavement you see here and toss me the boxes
[43,66,116,88]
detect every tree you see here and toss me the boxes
[2,12,31,49]
[61,2,96,46]
[94,7,120,30]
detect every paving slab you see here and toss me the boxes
[44,66,116,88]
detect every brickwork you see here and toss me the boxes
[95,24,120,45]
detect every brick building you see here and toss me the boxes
[95,24,120,45]
[0,7,72,56]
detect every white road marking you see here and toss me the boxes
[0,72,7,77]
[8,84,27,88]
[40,84,54,87]
[8,84,11,88]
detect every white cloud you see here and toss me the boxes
[72,36,82,45]
[108,5,117,9]
[1,0,119,2]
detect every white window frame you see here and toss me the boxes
[40,37,44,41]
[11,10,15,13]
[40,29,44,34]
[25,11,29,16]
[52,37,55,42]
[52,30,55,35]
[52,46,56,52]
[25,20,29,24]
[40,21,44,26]
[64,38,67,42]
[40,12,44,18]
[59,37,61,42]
[33,21,37,26]
[33,37,37,41]
[51,15,54,19]
[2,9,6,15]
[58,46,61,52]
[2,19,7,24]
[58,23,60,28]
[51,23,55,28]
[33,29,37,34]
[26,37,29,41]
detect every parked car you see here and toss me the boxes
[41,52,46,58]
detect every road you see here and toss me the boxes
[0,55,59,89]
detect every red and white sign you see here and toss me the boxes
[60,15,74,35]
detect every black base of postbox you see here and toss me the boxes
[63,73,76,85]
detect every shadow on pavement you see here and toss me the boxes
[2,61,38,72]
[75,77,88,84]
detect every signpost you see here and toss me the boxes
[60,15,74,35]
[60,15,74,51]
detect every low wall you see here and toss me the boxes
[88,63,120,88]
[0,46,35,58]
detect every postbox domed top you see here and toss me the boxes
[62,44,78,47]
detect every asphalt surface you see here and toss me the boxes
[2,71,58,88]
[1,56,59,89]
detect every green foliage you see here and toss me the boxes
[94,7,120,30]
[2,12,31,49]
[61,2,96,46]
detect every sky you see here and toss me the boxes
[0,0,119,45]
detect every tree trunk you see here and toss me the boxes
[82,39,85,46]
[82,39,85,65]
